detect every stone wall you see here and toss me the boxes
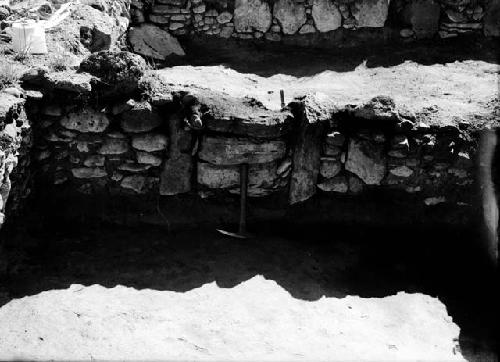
[127,0,499,59]
[18,64,488,229]
[0,89,32,230]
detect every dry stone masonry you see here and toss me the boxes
[3,52,493,230]
[126,0,499,59]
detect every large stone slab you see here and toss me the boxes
[273,0,307,34]
[345,138,386,185]
[233,0,272,33]
[128,24,185,60]
[288,93,335,204]
[198,136,286,166]
[197,161,279,197]
[351,0,389,28]
[60,109,110,133]
[159,114,193,195]
[160,154,192,195]
[402,0,440,39]
[312,0,342,33]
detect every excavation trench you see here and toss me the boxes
[0,47,498,360]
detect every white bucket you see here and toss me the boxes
[11,20,48,54]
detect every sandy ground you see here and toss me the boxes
[0,277,462,361]
[0,225,496,361]
[155,58,499,127]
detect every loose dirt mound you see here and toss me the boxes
[0,276,463,361]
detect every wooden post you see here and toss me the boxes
[280,89,285,109]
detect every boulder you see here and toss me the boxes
[312,0,342,33]
[273,0,307,34]
[60,109,110,133]
[484,0,500,37]
[351,0,389,28]
[345,138,386,185]
[120,102,162,133]
[233,0,272,33]
[128,24,185,60]
[132,133,168,152]
[402,0,441,39]
[79,51,147,96]
[198,136,286,166]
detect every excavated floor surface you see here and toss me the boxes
[0,224,497,361]
[159,38,500,128]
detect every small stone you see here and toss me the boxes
[325,131,345,146]
[121,175,148,193]
[118,163,152,172]
[83,155,105,167]
[60,109,110,133]
[389,165,413,178]
[192,4,205,13]
[445,9,467,23]
[277,158,292,175]
[424,196,446,206]
[265,33,281,41]
[136,151,163,166]
[132,133,168,152]
[317,176,348,193]
[121,102,162,133]
[348,175,364,193]
[71,167,107,178]
[42,104,63,117]
[111,99,135,115]
[400,28,414,38]
[319,157,342,178]
[217,11,232,24]
[299,24,316,34]
[98,139,129,154]
[205,9,218,16]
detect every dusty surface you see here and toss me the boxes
[0,225,496,361]
[153,58,498,127]
[0,278,462,361]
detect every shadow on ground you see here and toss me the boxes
[180,36,500,78]
[0,222,497,360]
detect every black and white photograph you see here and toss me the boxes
[0,0,498,360]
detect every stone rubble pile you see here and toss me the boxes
[0,89,32,229]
